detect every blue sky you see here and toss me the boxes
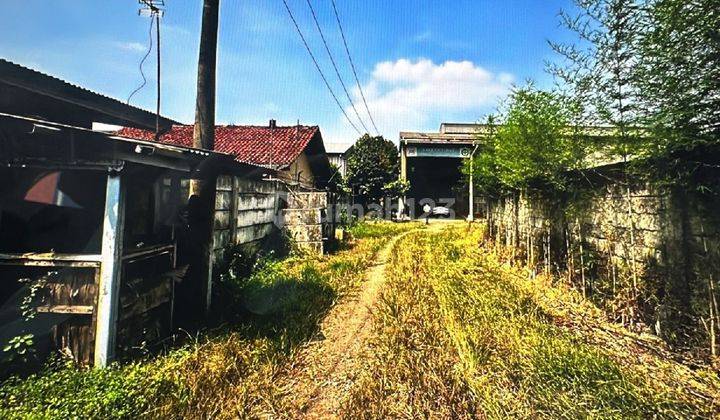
[0,0,578,148]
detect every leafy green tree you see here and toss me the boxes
[345,134,399,205]
[326,163,350,197]
[382,179,410,199]
[465,86,585,193]
[549,0,647,160]
[550,0,719,159]
[635,0,720,152]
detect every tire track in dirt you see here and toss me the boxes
[276,228,418,419]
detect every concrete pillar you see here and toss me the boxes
[94,173,126,367]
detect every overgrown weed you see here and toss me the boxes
[0,221,417,419]
[344,225,720,419]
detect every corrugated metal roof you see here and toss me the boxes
[0,59,179,130]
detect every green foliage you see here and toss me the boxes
[550,0,719,164]
[465,85,585,193]
[381,178,410,199]
[0,357,177,419]
[326,163,350,196]
[635,0,720,152]
[346,220,419,239]
[345,134,399,205]
[550,0,644,146]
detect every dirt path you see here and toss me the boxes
[277,229,416,419]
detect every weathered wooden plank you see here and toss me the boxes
[53,316,94,366]
[119,280,172,322]
[215,190,232,210]
[237,178,276,194]
[216,175,233,191]
[213,229,232,250]
[42,269,97,307]
[36,305,94,314]
[214,210,231,229]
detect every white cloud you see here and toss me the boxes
[115,41,147,53]
[327,59,513,143]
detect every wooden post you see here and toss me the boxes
[94,173,126,367]
[191,0,220,315]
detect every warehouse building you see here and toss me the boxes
[399,123,488,219]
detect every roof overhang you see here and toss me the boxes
[0,59,180,131]
[0,113,238,175]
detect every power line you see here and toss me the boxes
[126,16,154,105]
[304,0,370,135]
[330,0,380,136]
[280,0,362,136]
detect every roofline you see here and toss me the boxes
[0,112,210,156]
[0,112,277,177]
[400,124,645,142]
[0,59,180,131]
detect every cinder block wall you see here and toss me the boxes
[281,191,329,255]
[486,172,720,350]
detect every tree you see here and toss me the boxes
[549,0,646,159]
[345,134,399,206]
[550,0,719,159]
[635,0,720,152]
[465,85,585,193]
[326,163,350,197]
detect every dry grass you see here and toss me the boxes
[0,221,418,419]
[343,225,720,419]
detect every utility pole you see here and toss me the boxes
[138,0,164,139]
[191,0,220,315]
[193,0,219,153]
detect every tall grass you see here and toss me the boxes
[344,226,720,419]
[0,221,417,419]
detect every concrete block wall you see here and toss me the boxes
[282,192,329,255]
[486,175,720,349]
[212,176,278,267]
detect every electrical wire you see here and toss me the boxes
[305,0,370,135]
[127,15,155,105]
[280,0,362,136]
[331,0,380,136]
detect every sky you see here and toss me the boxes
[0,0,579,149]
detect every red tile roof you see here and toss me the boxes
[118,124,320,168]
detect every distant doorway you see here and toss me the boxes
[406,157,467,218]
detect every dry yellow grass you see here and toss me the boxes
[343,224,720,419]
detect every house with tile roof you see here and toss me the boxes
[119,119,333,190]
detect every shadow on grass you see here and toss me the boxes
[225,263,337,353]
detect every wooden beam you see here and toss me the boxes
[94,173,126,367]
[36,305,94,315]
[0,253,102,262]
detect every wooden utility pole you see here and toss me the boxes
[193,0,219,152]
[191,0,220,315]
